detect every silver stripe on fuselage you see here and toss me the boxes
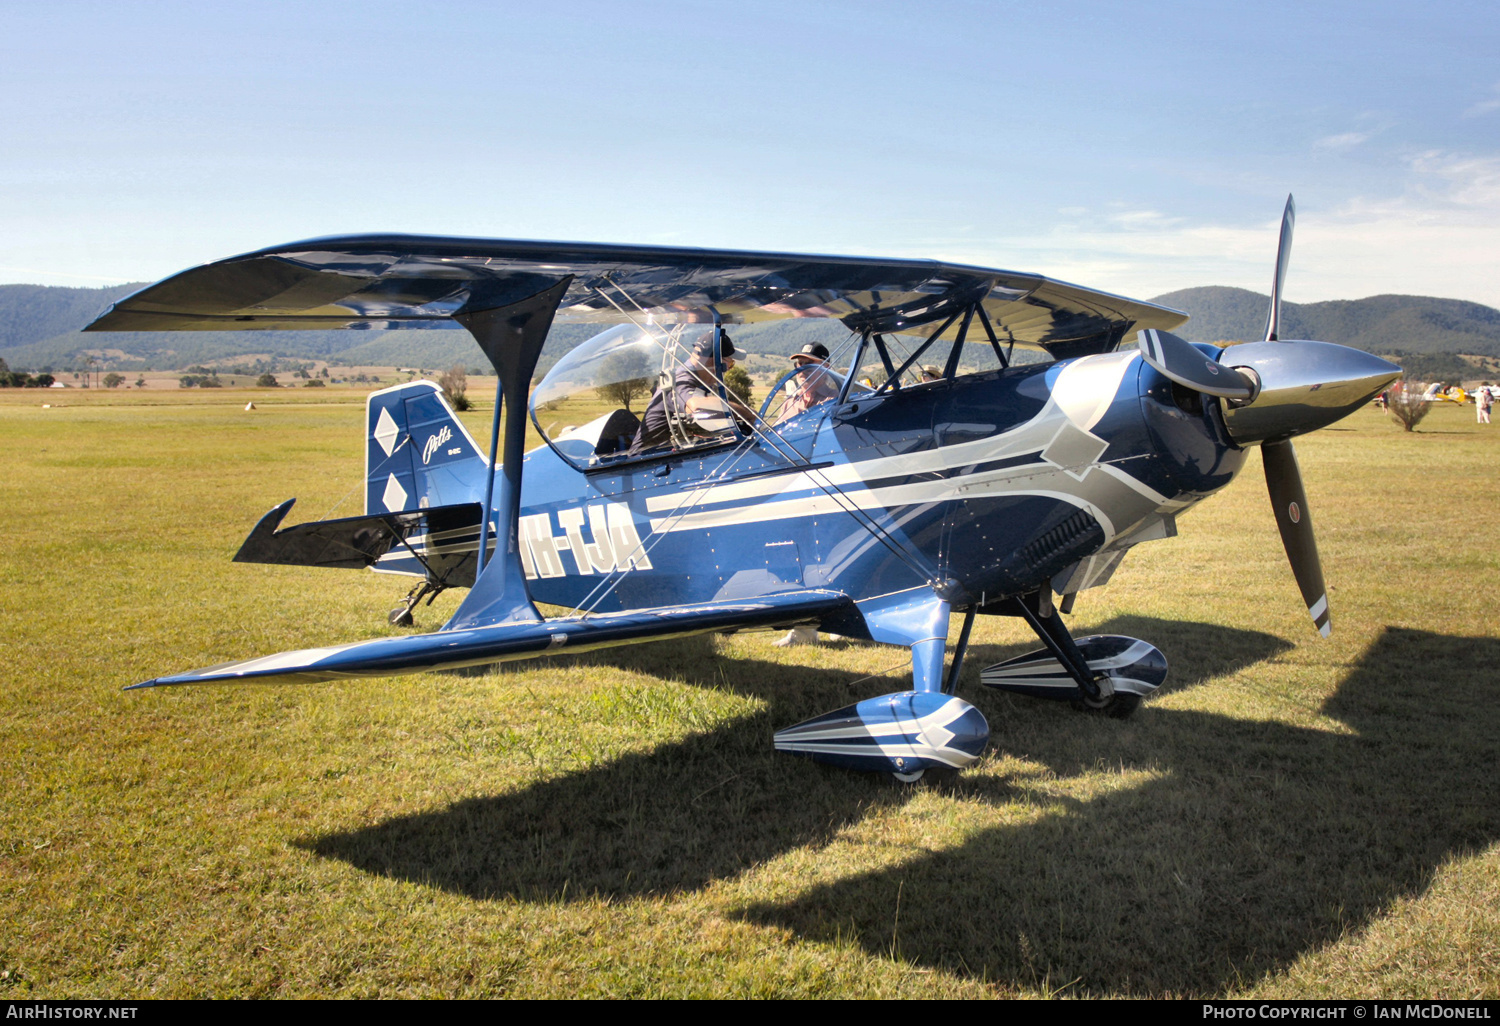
[643,351,1169,544]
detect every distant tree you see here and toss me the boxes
[30,374,54,388]
[303,378,325,387]
[724,365,754,408]
[256,374,278,388]
[135,376,147,388]
[437,366,471,411]
[1386,380,1431,432]
[594,350,654,413]
[103,373,125,388]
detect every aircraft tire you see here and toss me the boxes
[891,766,961,787]
[1072,692,1141,719]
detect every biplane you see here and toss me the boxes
[87,197,1399,781]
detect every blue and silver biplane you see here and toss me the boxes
[89,198,1399,781]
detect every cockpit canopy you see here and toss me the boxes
[531,304,1058,470]
[532,322,742,470]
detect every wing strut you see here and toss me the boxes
[445,277,573,629]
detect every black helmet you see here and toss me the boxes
[692,331,736,360]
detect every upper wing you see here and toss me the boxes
[85,234,1186,360]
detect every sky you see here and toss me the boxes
[4,0,1499,307]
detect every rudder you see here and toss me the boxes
[366,380,490,515]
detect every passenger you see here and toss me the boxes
[775,343,841,422]
[630,332,755,453]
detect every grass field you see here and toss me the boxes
[2,388,1498,998]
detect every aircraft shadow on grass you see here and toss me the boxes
[304,621,1500,995]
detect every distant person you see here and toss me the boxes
[1478,387,1492,425]
[631,332,755,452]
[775,343,841,422]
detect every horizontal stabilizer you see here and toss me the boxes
[235,498,484,586]
[129,589,852,689]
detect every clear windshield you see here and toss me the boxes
[533,320,755,467]
[530,323,677,466]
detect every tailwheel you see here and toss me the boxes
[388,580,443,628]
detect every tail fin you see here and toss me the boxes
[365,380,490,515]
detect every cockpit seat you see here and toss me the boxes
[593,408,642,457]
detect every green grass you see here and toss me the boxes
[2,389,1498,998]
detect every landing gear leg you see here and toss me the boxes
[1007,591,1139,716]
[895,604,978,784]
[942,605,977,695]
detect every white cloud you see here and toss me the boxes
[1314,131,1370,150]
[0,265,132,286]
[1463,84,1500,118]
[1106,209,1183,229]
[921,152,1500,309]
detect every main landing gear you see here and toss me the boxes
[773,590,1167,784]
[978,591,1166,717]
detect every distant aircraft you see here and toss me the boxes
[1422,383,1469,404]
[87,197,1398,781]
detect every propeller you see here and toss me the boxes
[1254,195,1328,637]
[1137,194,1400,637]
[1138,328,1255,399]
[1264,195,1296,342]
[1262,436,1329,636]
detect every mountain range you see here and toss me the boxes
[4,281,1499,382]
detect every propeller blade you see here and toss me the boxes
[1138,329,1255,399]
[1264,195,1296,342]
[1262,437,1329,637]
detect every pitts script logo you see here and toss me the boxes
[519,502,654,579]
[421,425,455,465]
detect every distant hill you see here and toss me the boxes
[0,283,145,351]
[7,279,1500,380]
[1152,286,1500,357]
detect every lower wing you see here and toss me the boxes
[129,589,852,688]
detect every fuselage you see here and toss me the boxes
[402,347,1248,615]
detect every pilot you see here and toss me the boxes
[630,331,755,452]
[775,342,841,422]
